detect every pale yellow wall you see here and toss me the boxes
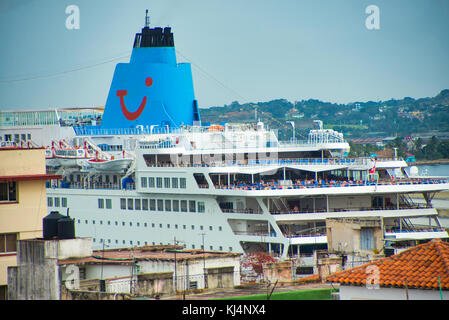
[0,148,46,176]
[0,255,16,286]
[0,148,49,286]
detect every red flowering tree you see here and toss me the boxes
[241,251,277,277]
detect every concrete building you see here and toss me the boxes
[58,245,242,297]
[8,237,242,299]
[0,144,60,299]
[327,239,449,300]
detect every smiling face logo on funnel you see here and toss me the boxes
[116,77,153,120]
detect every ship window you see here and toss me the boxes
[191,225,195,230]
[144,223,147,227]
[159,224,162,228]
[172,200,179,212]
[172,178,178,188]
[192,245,195,249]
[142,199,148,210]
[219,226,222,231]
[62,197,67,207]
[122,222,125,226]
[198,202,205,213]
[108,221,111,225]
[54,197,60,207]
[27,134,31,140]
[106,199,112,209]
[141,177,147,188]
[21,134,26,141]
[164,177,171,188]
[137,222,140,227]
[92,220,95,225]
[85,220,88,224]
[200,226,203,230]
[157,199,164,211]
[167,224,170,229]
[47,197,53,207]
[210,246,213,250]
[209,226,213,231]
[189,201,196,212]
[219,246,223,251]
[152,223,155,228]
[100,221,103,225]
[135,199,141,210]
[127,198,133,210]
[183,225,186,229]
[181,200,188,212]
[156,177,163,188]
[129,222,132,226]
[115,221,118,226]
[180,178,186,189]
[175,224,178,229]
[165,200,171,211]
[149,177,155,188]
[98,198,104,209]
[150,199,156,211]
[229,247,232,251]
[120,198,126,210]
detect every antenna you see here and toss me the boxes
[145,9,150,27]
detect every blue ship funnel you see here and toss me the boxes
[100,11,201,129]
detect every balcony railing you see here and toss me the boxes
[221,208,262,214]
[270,203,431,215]
[46,181,135,190]
[214,178,448,192]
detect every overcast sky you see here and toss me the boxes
[0,0,448,110]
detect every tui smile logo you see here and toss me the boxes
[116,77,153,120]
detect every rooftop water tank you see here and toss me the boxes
[57,216,75,239]
[43,211,65,239]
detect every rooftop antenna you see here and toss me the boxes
[145,9,150,27]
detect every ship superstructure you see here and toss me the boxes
[1,12,448,267]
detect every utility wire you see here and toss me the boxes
[176,49,247,102]
[0,51,131,83]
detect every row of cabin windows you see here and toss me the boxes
[120,198,205,213]
[47,197,67,208]
[91,238,232,251]
[0,182,17,202]
[2,133,32,143]
[140,177,186,189]
[77,219,222,232]
[98,198,112,209]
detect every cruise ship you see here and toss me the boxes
[1,12,448,263]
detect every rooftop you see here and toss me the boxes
[327,239,449,290]
[58,244,242,266]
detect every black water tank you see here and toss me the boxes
[43,211,65,239]
[57,216,75,239]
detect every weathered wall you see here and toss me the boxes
[206,267,235,289]
[262,261,292,282]
[136,272,173,296]
[60,284,131,300]
[11,239,60,300]
[326,218,383,254]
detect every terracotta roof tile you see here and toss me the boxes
[327,239,449,290]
